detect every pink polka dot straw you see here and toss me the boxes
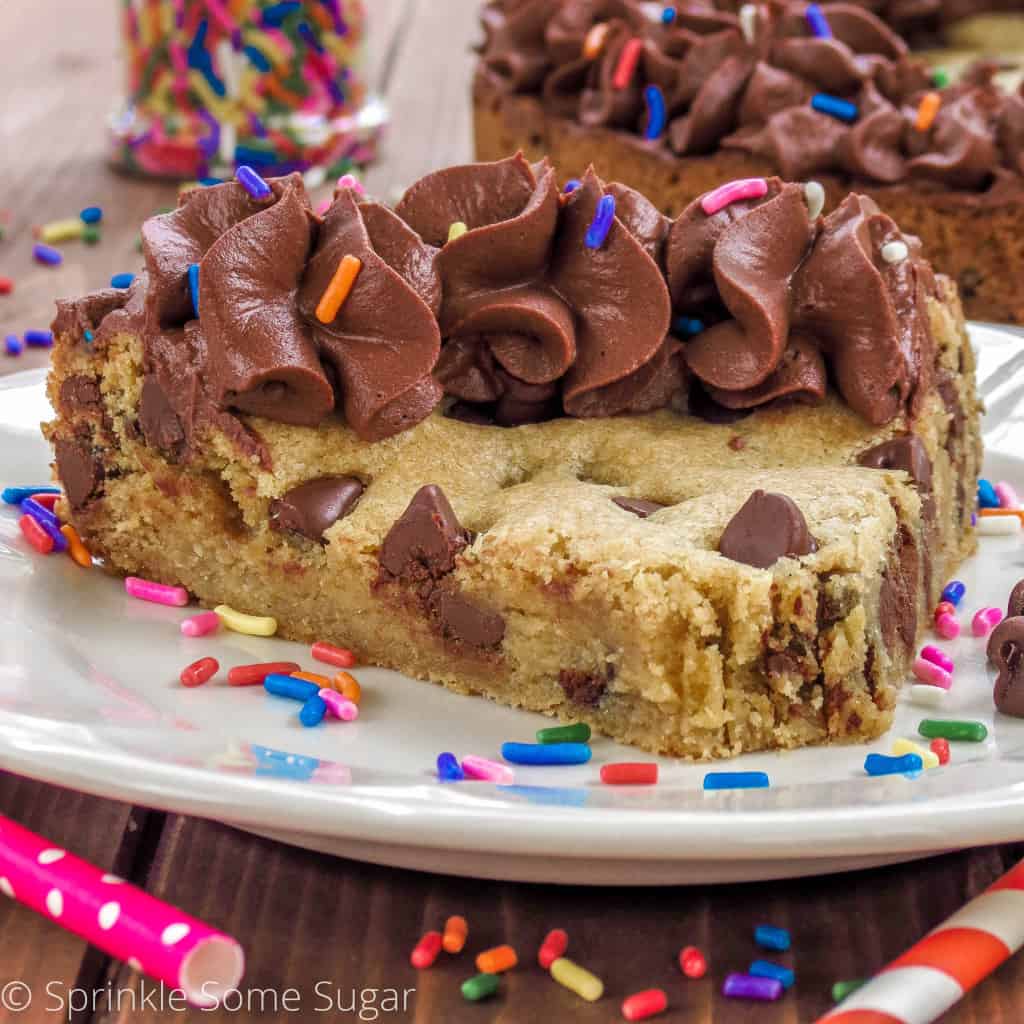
[0,813,244,1007]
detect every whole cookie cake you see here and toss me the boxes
[44,155,981,758]
[473,0,1024,323]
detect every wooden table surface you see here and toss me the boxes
[2,2,1023,1022]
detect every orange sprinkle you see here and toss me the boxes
[979,509,1024,521]
[308,3,334,31]
[476,945,517,974]
[331,670,361,705]
[315,255,362,323]
[264,75,306,107]
[60,524,92,568]
[914,91,941,132]
[583,22,609,60]
[443,915,468,954]
[290,670,332,687]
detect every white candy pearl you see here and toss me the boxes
[881,240,909,264]
[803,181,825,221]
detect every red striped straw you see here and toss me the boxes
[818,858,1024,1024]
[0,813,244,1006]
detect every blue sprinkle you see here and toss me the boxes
[661,6,676,23]
[673,317,704,337]
[940,580,965,606]
[187,19,211,70]
[643,84,667,140]
[24,330,54,348]
[296,21,324,53]
[201,66,226,98]
[20,497,61,533]
[563,179,581,194]
[754,926,791,952]
[262,1,302,26]
[299,694,328,727]
[250,743,319,781]
[703,771,770,790]
[805,3,832,38]
[3,486,60,505]
[971,512,978,526]
[236,164,272,200]
[977,478,999,509]
[33,243,62,267]
[110,273,134,289]
[437,752,464,782]
[264,674,320,702]
[243,44,272,72]
[199,176,224,186]
[497,784,588,807]
[864,752,922,776]
[79,206,103,224]
[585,194,616,249]
[500,742,592,766]
[811,93,858,123]
[25,509,67,553]
[234,146,279,167]
[188,264,200,318]
[4,334,22,356]
[750,960,795,989]
[83,330,94,344]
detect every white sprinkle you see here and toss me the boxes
[910,684,947,708]
[38,848,66,865]
[803,181,825,222]
[161,923,191,946]
[881,240,909,264]
[0,877,14,898]
[101,873,125,885]
[739,3,758,44]
[639,1,665,21]
[127,957,143,972]
[977,514,1022,535]
[98,902,121,931]
[303,165,327,190]
[218,120,237,168]
[46,888,64,918]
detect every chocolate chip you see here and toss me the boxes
[428,589,505,648]
[718,490,817,569]
[936,374,964,442]
[139,375,186,456]
[558,668,609,707]
[59,375,102,413]
[378,484,470,582]
[878,526,918,654]
[817,575,857,628]
[270,476,364,542]
[611,496,664,518]
[1009,580,1024,620]
[857,435,932,491]
[988,616,1024,718]
[54,438,103,509]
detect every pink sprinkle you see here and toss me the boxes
[318,688,359,721]
[316,197,332,216]
[995,482,1020,509]
[934,612,960,640]
[180,611,221,637]
[125,576,189,607]
[336,173,365,196]
[701,178,769,216]
[912,655,952,690]
[919,645,953,674]
[971,606,1004,638]
[461,755,514,784]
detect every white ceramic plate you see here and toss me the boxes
[2,325,1024,886]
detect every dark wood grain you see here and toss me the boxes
[2,2,1024,1022]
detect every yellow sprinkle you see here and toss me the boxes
[60,524,92,569]
[215,604,278,637]
[550,958,604,1002]
[315,255,362,324]
[40,219,85,244]
[583,22,609,60]
[188,70,233,121]
[892,738,939,770]
[242,28,290,71]
[447,221,468,243]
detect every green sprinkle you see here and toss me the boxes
[461,973,500,1002]
[82,225,101,245]
[933,68,950,88]
[917,719,988,742]
[536,722,591,744]
[832,979,865,1003]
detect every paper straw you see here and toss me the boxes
[818,858,1024,1024]
[0,813,244,1007]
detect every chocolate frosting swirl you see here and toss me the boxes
[477,0,1024,191]
[64,156,939,452]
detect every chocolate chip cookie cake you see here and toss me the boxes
[474,0,1024,323]
[44,155,981,758]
